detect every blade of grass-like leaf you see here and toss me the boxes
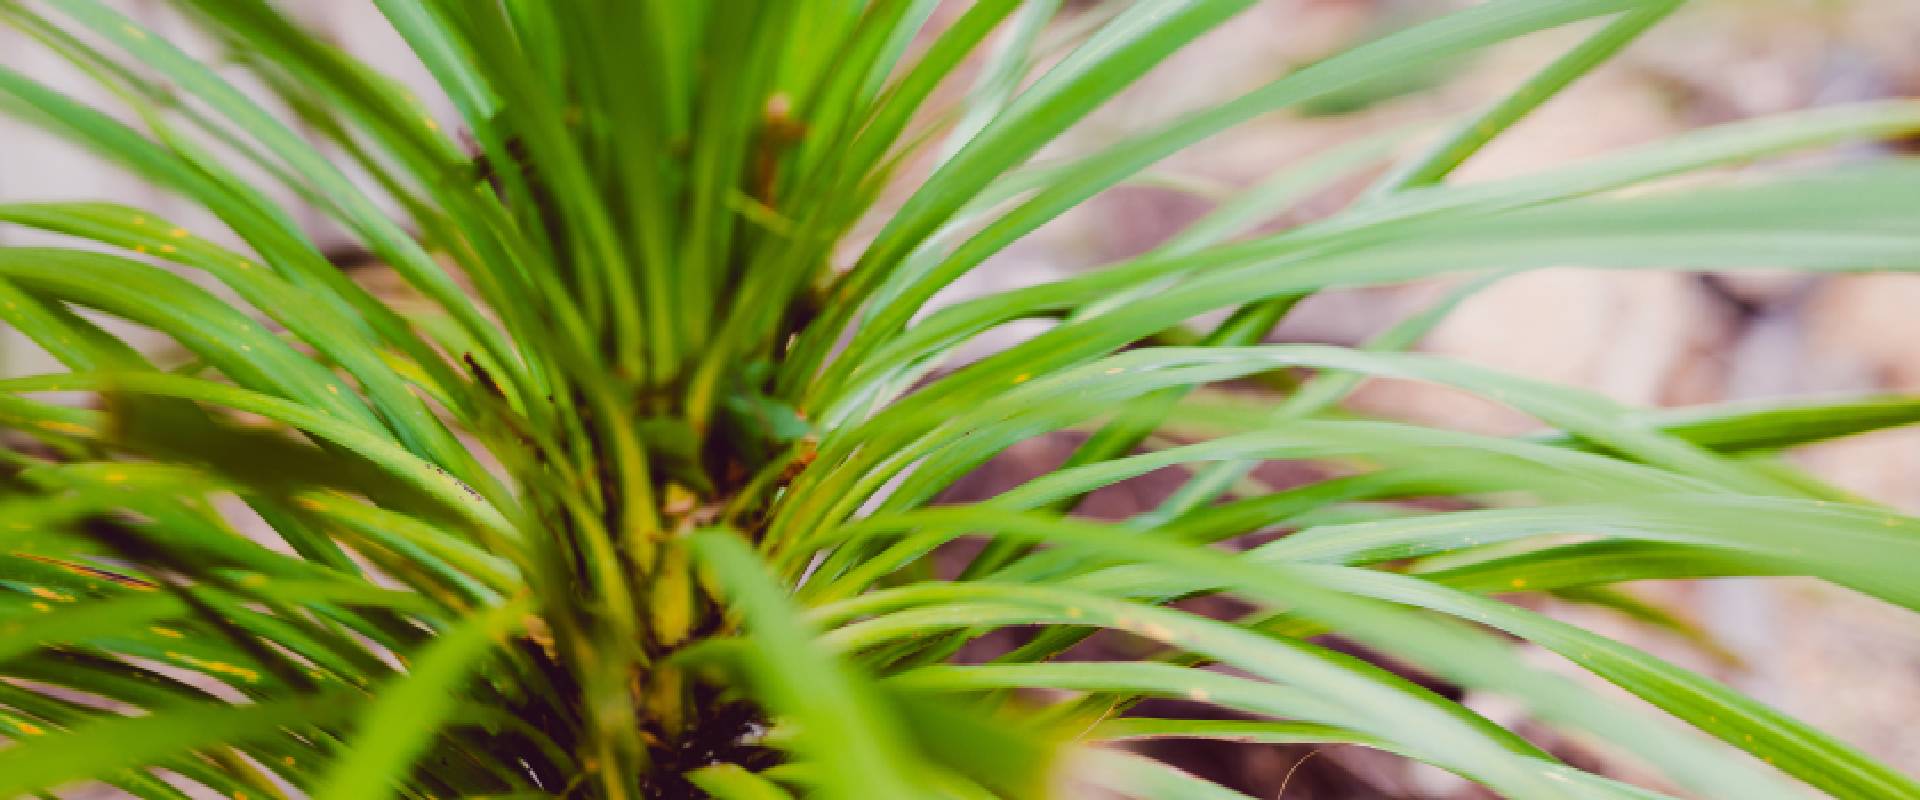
[819,0,1060,321]
[837,510,1816,799]
[0,61,468,405]
[309,596,528,800]
[0,4,317,231]
[0,248,375,427]
[1093,717,1382,749]
[1,649,500,795]
[1419,540,1786,593]
[0,278,146,372]
[1088,743,1676,800]
[4,649,244,717]
[1350,99,1920,230]
[0,691,357,798]
[1537,394,1920,454]
[782,343,1794,564]
[811,435,1682,602]
[455,0,652,381]
[1309,565,1920,800]
[1548,585,1743,667]
[932,0,1063,168]
[829,165,1920,487]
[830,105,1920,415]
[885,687,1063,800]
[774,0,1260,402]
[0,593,184,665]
[689,530,931,800]
[367,0,496,132]
[807,0,1012,208]
[172,1,558,406]
[1258,497,1920,610]
[51,0,517,383]
[949,138,1414,577]
[0,682,267,800]
[1152,130,1415,261]
[838,126,1408,433]
[860,0,1256,280]
[1134,270,1510,528]
[0,269,217,473]
[1151,393,1920,532]
[690,0,995,414]
[1087,0,1685,549]
[1049,538,1803,718]
[10,423,373,586]
[168,0,564,396]
[1,583,389,702]
[821,588,1557,793]
[1076,750,1258,800]
[7,483,403,690]
[34,393,504,565]
[294,491,519,598]
[687,764,797,800]
[569,1,694,356]
[893,661,1352,733]
[178,0,469,177]
[0,204,499,497]
[0,371,512,539]
[1367,1,1679,195]
[800,0,1666,401]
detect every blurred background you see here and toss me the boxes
[3,1,1919,797]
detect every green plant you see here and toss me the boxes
[1,0,1918,797]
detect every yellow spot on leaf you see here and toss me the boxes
[1013,373,1031,384]
[159,244,177,254]
[1509,578,1527,589]
[122,25,146,39]
[1105,367,1125,375]
[131,215,146,225]
[134,244,149,254]
[165,651,261,683]
[30,587,74,602]
[150,626,184,639]
[30,602,50,613]
[168,227,189,239]
[238,573,269,588]
[37,420,91,436]
[104,472,127,483]
[13,719,44,736]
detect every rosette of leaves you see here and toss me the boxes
[0,1,1918,799]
